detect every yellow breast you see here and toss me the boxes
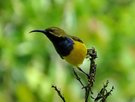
[64,40,87,66]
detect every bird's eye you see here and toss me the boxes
[49,29,54,33]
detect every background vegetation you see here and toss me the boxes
[0,0,135,102]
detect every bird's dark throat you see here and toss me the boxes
[50,36,74,57]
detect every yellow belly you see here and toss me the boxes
[64,41,87,66]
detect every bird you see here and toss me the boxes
[30,27,87,67]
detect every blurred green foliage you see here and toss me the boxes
[0,0,135,102]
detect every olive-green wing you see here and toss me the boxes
[68,35,84,43]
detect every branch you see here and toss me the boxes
[94,80,114,102]
[85,48,97,102]
[73,69,85,88]
[52,85,66,102]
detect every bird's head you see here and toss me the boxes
[30,27,66,37]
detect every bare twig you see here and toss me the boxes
[77,67,89,77]
[94,80,114,102]
[52,85,66,102]
[73,69,85,88]
[85,48,97,102]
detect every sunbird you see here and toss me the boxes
[30,27,88,67]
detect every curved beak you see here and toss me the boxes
[29,29,47,34]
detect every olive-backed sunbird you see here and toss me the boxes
[30,27,87,67]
